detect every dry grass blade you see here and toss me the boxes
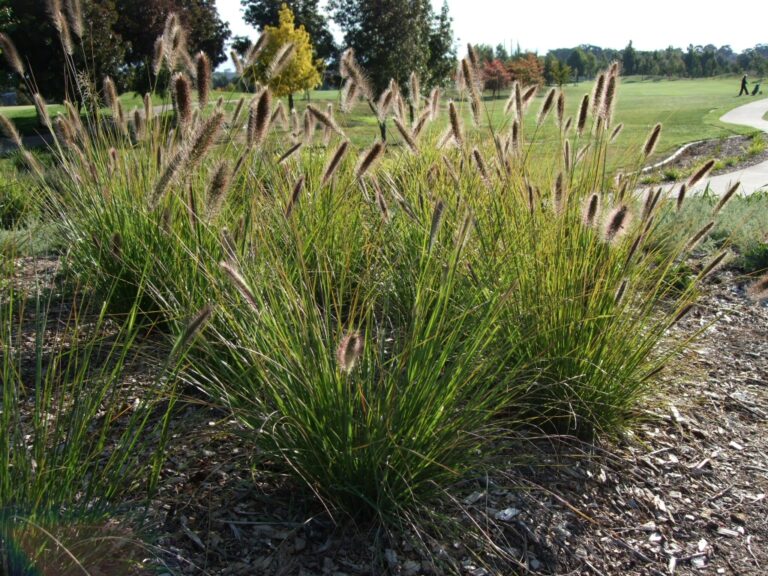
[277,142,303,164]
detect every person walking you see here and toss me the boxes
[739,74,750,96]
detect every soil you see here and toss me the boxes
[644,135,768,182]
[6,258,768,575]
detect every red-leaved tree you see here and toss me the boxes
[482,59,511,98]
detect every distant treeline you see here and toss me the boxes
[473,42,768,89]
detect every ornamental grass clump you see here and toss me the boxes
[4,10,733,529]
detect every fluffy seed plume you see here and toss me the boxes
[0,114,23,148]
[602,74,617,125]
[472,147,489,181]
[206,161,232,219]
[429,199,446,251]
[65,0,83,38]
[591,73,606,116]
[277,142,303,164]
[187,110,224,169]
[302,109,315,143]
[563,140,572,173]
[339,48,372,98]
[615,278,629,305]
[577,94,589,135]
[514,82,523,120]
[220,261,259,313]
[393,117,418,154]
[643,123,662,157]
[33,93,52,130]
[171,303,214,358]
[610,123,623,142]
[461,58,482,125]
[322,140,349,185]
[603,204,631,242]
[285,175,305,218]
[538,87,556,125]
[412,108,431,137]
[371,178,389,221]
[153,37,166,75]
[409,71,421,111]
[230,49,243,76]
[307,104,343,136]
[267,42,295,79]
[510,119,520,152]
[467,43,480,69]
[521,85,538,109]
[246,31,270,66]
[195,52,211,108]
[336,331,364,373]
[151,147,189,206]
[676,183,688,212]
[556,91,565,129]
[173,74,192,129]
[504,82,518,117]
[270,99,287,128]
[713,182,740,215]
[553,172,565,214]
[700,251,729,280]
[687,158,716,189]
[247,89,272,148]
[428,87,441,120]
[683,221,715,253]
[376,88,394,120]
[0,33,24,76]
[355,141,385,179]
[448,100,463,146]
[746,272,768,301]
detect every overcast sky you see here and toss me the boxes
[216,0,765,60]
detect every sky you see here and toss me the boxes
[215,0,765,62]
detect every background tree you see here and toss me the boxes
[507,53,543,86]
[425,0,455,87]
[241,0,335,69]
[482,59,510,98]
[246,3,321,109]
[0,0,229,99]
[622,40,636,75]
[2,0,127,101]
[329,0,453,94]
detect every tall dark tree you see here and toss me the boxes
[426,0,455,87]
[0,0,229,99]
[622,40,636,75]
[329,0,454,93]
[114,0,230,92]
[2,0,127,101]
[240,0,335,64]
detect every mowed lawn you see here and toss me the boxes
[1,76,760,171]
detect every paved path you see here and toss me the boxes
[691,97,768,196]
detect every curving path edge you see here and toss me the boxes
[691,97,768,196]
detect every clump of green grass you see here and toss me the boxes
[0,17,742,531]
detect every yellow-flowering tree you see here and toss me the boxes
[248,4,322,110]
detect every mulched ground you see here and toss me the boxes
[5,257,767,575]
[644,135,768,182]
